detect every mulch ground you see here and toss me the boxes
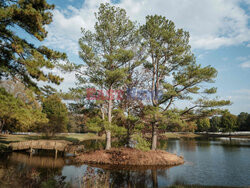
[74,148,184,167]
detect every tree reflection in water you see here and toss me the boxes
[77,165,170,188]
[1,152,170,188]
[0,152,70,188]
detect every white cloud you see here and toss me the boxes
[240,61,250,68]
[119,0,250,50]
[39,67,77,92]
[44,0,110,55]
[44,0,250,54]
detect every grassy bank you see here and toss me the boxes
[161,132,202,139]
[162,132,250,139]
[0,133,104,152]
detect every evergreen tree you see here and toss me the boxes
[221,112,237,133]
[112,108,144,146]
[246,115,250,131]
[41,94,69,136]
[0,0,68,92]
[140,15,230,150]
[40,85,57,98]
[237,112,249,131]
[209,116,221,132]
[0,87,47,132]
[77,3,141,149]
[196,118,210,132]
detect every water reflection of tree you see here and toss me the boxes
[151,169,158,188]
[0,153,69,188]
[111,170,153,188]
[0,164,65,187]
[10,152,65,168]
[79,167,107,188]
[179,138,197,151]
[159,138,198,153]
[158,139,179,153]
[158,139,168,150]
[79,167,156,188]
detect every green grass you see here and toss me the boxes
[57,133,105,142]
[162,132,202,139]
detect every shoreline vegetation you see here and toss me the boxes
[1,132,250,152]
[1,132,250,150]
[161,132,250,139]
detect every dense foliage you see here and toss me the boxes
[41,94,69,136]
[207,112,250,132]
[0,87,47,132]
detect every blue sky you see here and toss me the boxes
[33,0,250,114]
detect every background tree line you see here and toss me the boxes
[196,111,250,132]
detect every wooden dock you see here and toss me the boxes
[9,140,72,157]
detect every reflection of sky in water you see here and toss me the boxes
[62,165,88,185]
[158,138,250,187]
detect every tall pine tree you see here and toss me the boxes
[140,15,230,150]
[77,3,140,149]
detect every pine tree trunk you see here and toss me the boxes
[105,130,111,150]
[151,124,158,150]
[126,128,131,147]
[105,88,113,150]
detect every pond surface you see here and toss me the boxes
[1,137,250,187]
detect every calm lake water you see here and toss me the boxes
[1,137,250,187]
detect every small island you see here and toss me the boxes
[74,148,184,167]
